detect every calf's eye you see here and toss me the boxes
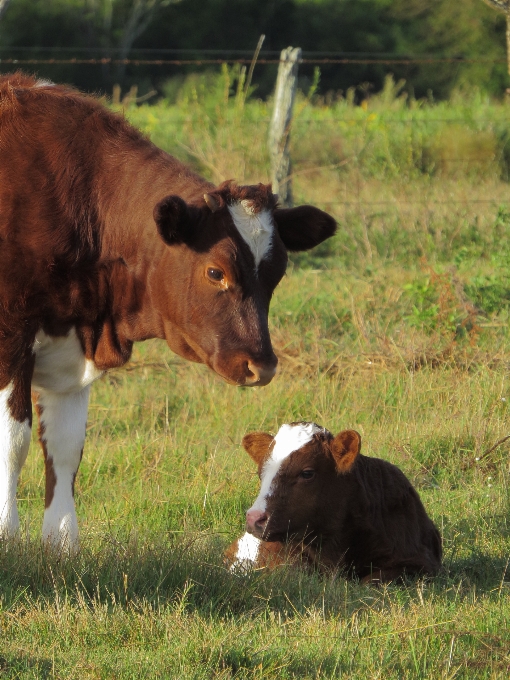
[207,267,224,282]
[300,469,315,480]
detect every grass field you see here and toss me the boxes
[1,80,510,678]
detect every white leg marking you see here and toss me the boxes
[32,328,103,394]
[248,422,325,514]
[0,384,31,538]
[39,385,90,553]
[229,532,261,574]
[228,203,274,267]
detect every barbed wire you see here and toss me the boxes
[0,47,499,57]
[322,199,504,206]
[0,57,507,66]
[0,47,506,58]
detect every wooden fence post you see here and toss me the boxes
[268,46,302,208]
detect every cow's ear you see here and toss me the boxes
[242,432,274,466]
[273,206,336,252]
[154,195,200,245]
[330,430,361,473]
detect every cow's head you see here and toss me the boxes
[243,422,361,541]
[152,182,336,386]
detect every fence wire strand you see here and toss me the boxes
[0,57,507,66]
[0,52,507,214]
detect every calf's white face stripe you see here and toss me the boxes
[228,202,274,267]
[0,384,31,536]
[248,423,324,515]
[230,531,261,573]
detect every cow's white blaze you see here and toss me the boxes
[229,531,261,573]
[0,383,31,537]
[39,386,90,553]
[248,422,323,515]
[32,328,103,394]
[228,202,273,267]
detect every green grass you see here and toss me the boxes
[1,84,510,678]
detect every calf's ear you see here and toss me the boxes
[154,195,201,245]
[331,430,361,473]
[242,432,274,466]
[273,206,337,252]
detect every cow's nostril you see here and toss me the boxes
[245,361,277,387]
[245,362,255,379]
[255,513,268,527]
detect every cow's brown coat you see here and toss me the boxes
[0,73,336,547]
[0,72,336,400]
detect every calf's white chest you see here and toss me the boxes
[32,328,103,394]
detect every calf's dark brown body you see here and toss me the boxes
[232,425,441,583]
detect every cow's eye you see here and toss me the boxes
[300,469,315,480]
[207,267,224,282]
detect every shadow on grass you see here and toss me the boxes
[0,529,507,620]
[444,551,509,588]
[441,514,510,588]
[0,654,53,679]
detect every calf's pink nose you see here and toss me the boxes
[246,509,268,532]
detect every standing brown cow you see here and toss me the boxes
[0,74,336,551]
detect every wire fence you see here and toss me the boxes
[1,51,508,219]
[0,56,507,66]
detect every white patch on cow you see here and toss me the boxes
[35,79,54,88]
[31,328,98,552]
[228,202,274,267]
[0,384,31,538]
[229,532,261,574]
[39,386,90,553]
[248,422,324,515]
[32,328,103,394]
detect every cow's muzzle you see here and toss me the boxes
[210,349,278,387]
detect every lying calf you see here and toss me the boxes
[226,422,442,583]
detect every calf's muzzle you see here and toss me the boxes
[246,509,269,536]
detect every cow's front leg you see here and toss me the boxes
[0,382,32,538]
[35,385,90,553]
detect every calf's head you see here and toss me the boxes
[152,183,336,387]
[243,422,361,541]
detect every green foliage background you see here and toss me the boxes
[0,0,507,98]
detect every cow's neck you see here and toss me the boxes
[85,145,213,358]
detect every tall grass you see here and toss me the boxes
[1,75,509,678]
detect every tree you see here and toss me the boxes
[0,0,12,22]
[86,1,180,84]
[117,1,175,80]
[482,1,510,77]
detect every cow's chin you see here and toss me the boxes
[164,330,205,365]
[164,324,276,386]
[247,523,283,542]
[249,522,308,544]
[164,326,256,386]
